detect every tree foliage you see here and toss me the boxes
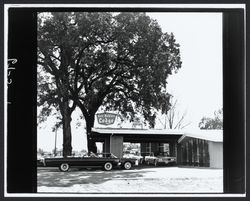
[199,109,223,130]
[38,12,182,153]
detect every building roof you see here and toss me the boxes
[178,129,223,143]
[92,127,184,135]
[92,127,223,142]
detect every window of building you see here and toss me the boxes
[145,142,151,153]
[159,143,170,155]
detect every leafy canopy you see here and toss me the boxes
[38,12,182,127]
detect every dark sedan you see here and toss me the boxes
[41,153,120,171]
[40,153,138,171]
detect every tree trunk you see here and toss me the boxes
[62,102,72,157]
[86,115,97,153]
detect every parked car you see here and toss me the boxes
[98,153,138,170]
[40,152,138,171]
[37,154,44,167]
[123,153,143,164]
[144,152,176,166]
[120,156,139,168]
[140,152,152,164]
[40,152,120,171]
[37,159,44,167]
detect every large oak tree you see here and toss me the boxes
[38,12,182,154]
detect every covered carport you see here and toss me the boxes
[91,128,184,158]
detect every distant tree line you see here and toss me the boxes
[199,109,223,129]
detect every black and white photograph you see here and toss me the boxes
[4,3,246,197]
[36,10,223,194]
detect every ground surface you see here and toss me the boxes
[37,166,223,193]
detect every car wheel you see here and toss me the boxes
[123,161,132,170]
[104,162,113,171]
[154,160,158,167]
[59,163,70,172]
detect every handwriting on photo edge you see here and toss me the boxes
[7,58,17,104]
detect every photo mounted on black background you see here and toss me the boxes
[4,4,246,197]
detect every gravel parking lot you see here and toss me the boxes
[38,166,223,193]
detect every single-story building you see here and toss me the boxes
[91,128,223,168]
[177,130,223,168]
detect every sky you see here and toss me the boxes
[149,12,223,128]
[37,12,223,152]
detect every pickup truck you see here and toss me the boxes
[40,153,137,171]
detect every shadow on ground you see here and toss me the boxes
[37,168,154,188]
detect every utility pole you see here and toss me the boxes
[54,127,57,156]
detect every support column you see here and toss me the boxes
[110,135,124,158]
[103,136,110,153]
[177,144,182,165]
[169,141,175,157]
[141,143,146,153]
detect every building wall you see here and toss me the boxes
[103,136,110,153]
[208,141,223,168]
[110,135,124,158]
[177,138,210,167]
[141,143,147,154]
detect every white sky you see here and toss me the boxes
[149,12,223,128]
[38,12,223,152]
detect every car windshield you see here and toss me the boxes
[110,153,118,158]
[82,152,98,158]
[157,152,168,157]
[141,152,151,157]
[88,152,97,157]
[94,153,118,158]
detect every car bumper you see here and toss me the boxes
[158,161,176,165]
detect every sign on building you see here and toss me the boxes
[132,117,143,129]
[96,113,117,125]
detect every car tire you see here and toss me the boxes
[59,163,70,172]
[154,160,158,167]
[123,161,132,170]
[104,162,113,171]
